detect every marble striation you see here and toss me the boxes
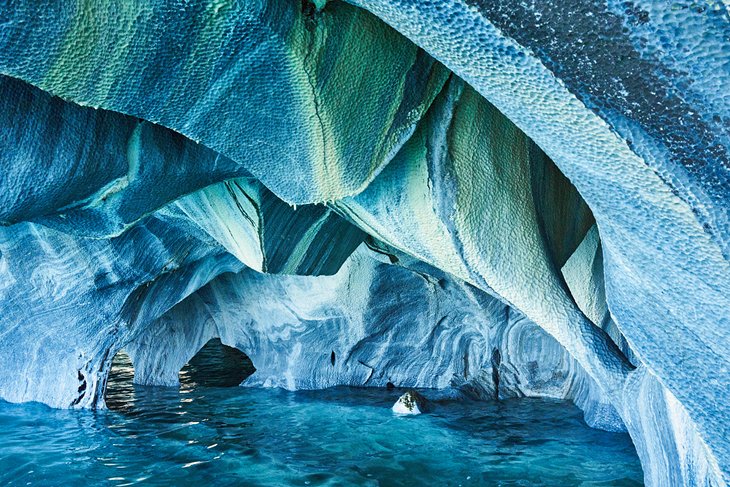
[0,0,727,485]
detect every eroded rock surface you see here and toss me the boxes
[392,390,428,415]
[0,1,727,485]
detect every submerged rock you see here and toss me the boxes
[392,390,428,415]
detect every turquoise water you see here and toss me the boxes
[0,350,644,486]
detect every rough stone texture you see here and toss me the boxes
[126,246,621,430]
[392,390,428,415]
[336,76,633,399]
[344,1,730,484]
[0,0,448,204]
[0,0,727,485]
[0,75,244,236]
[0,213,240,408]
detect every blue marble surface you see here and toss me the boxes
[0,0,727,485]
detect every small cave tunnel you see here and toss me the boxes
[104,349,135,412]
[104,339,256,410]
[179,338,256,388]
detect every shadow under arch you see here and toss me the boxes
[104,349,136,412]
[104,338,255,412]
[179,338,255,388]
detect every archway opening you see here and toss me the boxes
[179,338,255,388]
[104,349,135,412]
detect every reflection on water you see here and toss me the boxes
[0,349,644,486]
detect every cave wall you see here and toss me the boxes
[0,0,448,204]
[0,0,727,485]
[125,246,623,431]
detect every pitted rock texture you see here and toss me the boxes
[0,1,727,485]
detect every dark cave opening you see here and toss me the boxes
[104,339,256,410]
[179,338,256,388]
[104,350,135,412]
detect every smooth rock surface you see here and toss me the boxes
[126,246,623,431]
[0,1,726,485]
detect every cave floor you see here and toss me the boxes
[0,356,643,486]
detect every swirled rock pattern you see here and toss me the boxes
[0,0,447,204]
[0,0,727,485]
[126,246,623,431]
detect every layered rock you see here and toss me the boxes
[125,246,622,428]
[0,0,727,485]
[345,2,730,483]
[0,0,447,204]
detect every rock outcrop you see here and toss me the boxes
[0,1,727,485]
[392,390,429,415]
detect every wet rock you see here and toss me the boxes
[0,0,727,484]
[392,390,428,415]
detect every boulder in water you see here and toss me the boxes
[392,390,428,415]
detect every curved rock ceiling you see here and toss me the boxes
[0,1,727,486]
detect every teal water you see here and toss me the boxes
[0,350,644,486]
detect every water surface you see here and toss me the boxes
[0,351,643,486]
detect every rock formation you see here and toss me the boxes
[0,1,727,485]
[392,390,429,415]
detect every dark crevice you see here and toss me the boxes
[71,370,88,407]
[363,237,399,264]
[358,360,375,384]
[463,350,469,379]
[491,348,502,400]
[301,0,316,18]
